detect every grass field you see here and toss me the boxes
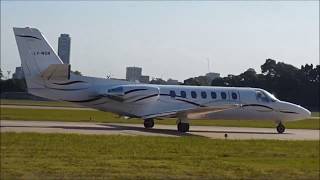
[0,99,80,107]
[1,107,319,129]
[1,132,319,180]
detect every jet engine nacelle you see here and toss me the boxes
[105,85,160,103]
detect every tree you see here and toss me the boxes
[150,78,166,85]
[72,70,82,76]
[184,76,210,86]
[0,68,3,80]
[0,78,27,92]
[207,59,319,110]
[261,58,277,77]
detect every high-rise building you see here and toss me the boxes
[58,34,71,64]
[126,67,142,82]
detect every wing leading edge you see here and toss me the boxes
[142,104,241,119]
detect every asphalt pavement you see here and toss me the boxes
[1,120,319,140]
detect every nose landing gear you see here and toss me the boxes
[144,118,154,129]
[276,122,285,134]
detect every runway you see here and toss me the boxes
[1,120,319,140]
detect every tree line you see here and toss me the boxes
[184,59,319,110]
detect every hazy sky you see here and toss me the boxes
[1,1,319,81]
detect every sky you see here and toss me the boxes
[1,1,319,81]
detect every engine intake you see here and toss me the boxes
[106,85,160,103]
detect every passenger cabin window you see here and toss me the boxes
[211,92,217,99]
[231,92,237,100]
[221,92,227,99]
[180,91,186,98]
[191,91,197,98]
[201,91,207,99]
[169,90,176,98]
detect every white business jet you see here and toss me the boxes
[13,27,311,133]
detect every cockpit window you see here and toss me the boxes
[255,90,269,102]
[255,89,278,103]
[264,90,279,102]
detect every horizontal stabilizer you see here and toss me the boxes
[41,64,70,81]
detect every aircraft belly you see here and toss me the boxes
[206,108,277,120]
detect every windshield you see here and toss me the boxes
[255,89,279,103]
[263,90,279,102]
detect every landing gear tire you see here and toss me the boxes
[276,123,285,134]
[177,122,189,133]
[144,119,154,129]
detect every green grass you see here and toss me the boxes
[1,133,319,180]
[0,107,142,123]
[312,112,320,117]
[0,99,80,107]
[1,107,319,129]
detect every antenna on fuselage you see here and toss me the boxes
[207,58,210,73]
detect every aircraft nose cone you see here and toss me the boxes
[300,107,311,119]
[278,101,312,121]
[294,105,311,120]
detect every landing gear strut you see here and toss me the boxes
[276,122,285,134]
[144,118,154,129]
[177,116,190,133]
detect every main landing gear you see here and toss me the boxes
[276,122,285,134]
[177,116,190,133]
[144,118,154,129]
[177,122,189,132]
[143,116,191,133]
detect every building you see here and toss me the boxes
[139,75,150,83]
[205,72,220,84]
[205,72,220,80]
[12,66,24,79]
[58,34,71,64]
[126,67,142,82]
[167,78,179,85]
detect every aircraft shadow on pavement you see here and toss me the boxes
[1,124,197,137]
[2,124,290,136]
[99,124,198,137]
[189,129,288,135]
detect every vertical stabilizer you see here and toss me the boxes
[13,27,63,89]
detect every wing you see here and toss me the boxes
[142,103,241,119]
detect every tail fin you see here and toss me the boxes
[13,27,63,89]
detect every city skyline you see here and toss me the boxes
[1,1,319,81]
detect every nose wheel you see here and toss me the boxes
[276,123,285,134]
[144,118,154,129]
